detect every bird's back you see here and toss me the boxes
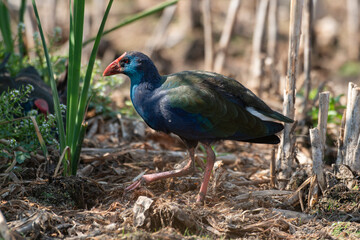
[154,70,290,144]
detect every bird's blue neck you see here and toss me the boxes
[128,67,163,97]
[128,67,164,121]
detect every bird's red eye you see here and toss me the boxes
[123,59,129,64]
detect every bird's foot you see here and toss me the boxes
[196,192,205,204]
[124,158,195,198]
[124,178,144,192]
[124,172,169,193]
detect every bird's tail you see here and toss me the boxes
[263,121,284,135]
[246,121,284,144]
[234,121,284,144]
[243,134,280,144]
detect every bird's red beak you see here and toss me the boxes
[103,52,127,76]
[34,98,49,116]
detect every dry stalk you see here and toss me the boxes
[301,0,313,123]
[270,147,276,188]
[54,146,70,178]
[277,0,303,184]
[347,0,359,60]
[308,174,318,207]
[202,0,214,71]
[267,0,278,64]
[285,175,313,206]
[343,83,360,170]
[213,0,241,73]
[310,128,326,192]
[251,0,269,95]
[266,0,280,95]
[318,91,330,155]
[336,110,346,165]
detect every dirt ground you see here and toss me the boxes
[1,120,360,239]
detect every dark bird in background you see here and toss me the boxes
[14,66,54,115]
[0,55,52,116]
[0,53,67,116]
[0,66,51,115]
[103,51,294,203]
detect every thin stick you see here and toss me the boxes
[270,147,276,188]
[301,0,313,123]
[0,116,30,125]
[213,0,241,73]
[277,0,303,183]
[307,174,318,207]
[251,0,269,95]
[30,116,49,161]
[202,0,214,71]
[5,152,17,173]
[0,139,45,161]
[267,0,278,63]
[54,146,70,178]
[347,0,359,60]
[266,0,280,95]
[336,110,346,165]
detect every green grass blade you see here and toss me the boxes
[18,0,27,58]
[66,0,74,151]
[83,0,178,46]
[64,0,75,175]
[31,0,66,154]
[66,0,85,172]
[74,0,114,139]
[0,0,14,53]
[71,122,87,175]
[71,0,113,175]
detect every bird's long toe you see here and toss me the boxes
[125,179,143,192]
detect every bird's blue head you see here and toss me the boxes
[103,51,160,84]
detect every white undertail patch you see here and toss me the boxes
[245,107,277,121]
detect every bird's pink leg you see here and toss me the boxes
[125,147,196,192]
[196,144,215,203]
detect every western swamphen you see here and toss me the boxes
[103,51,293,203]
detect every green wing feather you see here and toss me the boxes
[185,70,293,123]
[161,71,273,138]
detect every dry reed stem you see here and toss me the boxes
[267,0,278,63]
[347,0,359,60]
[301,0,313,122]
[251,0,269,87]
[213,0,241,73]
[277,0,303,183]
[202,0,214,71]
[318,91,329,155]
[343,83,360,170]
[310,128,326,192]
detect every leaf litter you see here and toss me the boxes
[1,115,360,239]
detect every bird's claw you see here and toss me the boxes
[124,178,144,192]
